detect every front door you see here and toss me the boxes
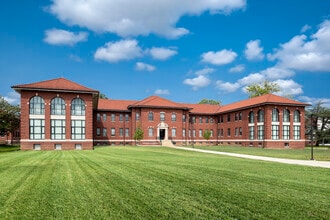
[159,129,165,140]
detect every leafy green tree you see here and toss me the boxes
[203,129,211,144]
[198,99,220,105]
[246,80,280,98]
[99,93,108,99]
[0,96,20,142]
[133,125,144,144]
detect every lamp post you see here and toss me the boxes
[310,114,314,160]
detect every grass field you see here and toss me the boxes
[188,145,330,161]
[0,146,329,219]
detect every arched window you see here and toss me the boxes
[283,109,290,122]
[71,98,85,116]
[29,96,45,115]
[272,108,279,122]
[51,97,65,115]
[249,111,254,123]
[257,110,264,122]
[294,110,300,122]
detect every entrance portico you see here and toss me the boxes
[157,122,168,140]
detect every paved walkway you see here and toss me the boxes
[169,146,330,169]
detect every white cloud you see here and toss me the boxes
[135,62,156,72]
[244,39,264,61]
[149,47,177,60]
[300,24,311,33]
[268,19,330,72]
[94,39,143,63]
[238,73,265,86]
[44,28,88,46]
[154,89,170,95]
[49,0,246,38]
[201,49,237,65]
[273,79,303,96]
[183,67,214,90]
[298,96,330,108]
[4,92,20,105]
[260,67,295,80]
[69,54,82,62]
[215,81,240,93]
[229,64,245,73]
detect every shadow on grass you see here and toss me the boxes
[0,145,20,153]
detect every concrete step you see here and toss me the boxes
[161,140,175,147]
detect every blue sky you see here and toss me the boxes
[1,0,330,107]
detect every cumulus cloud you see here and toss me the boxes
[300,24,311,33]
[154,89,170,95]
[94,39,143,63]
[268,19,330,72]
[273,79,303,96]
[149,47,177,60]
[298,96,330,108]
[183,67,214,90]
[201,49,237,65]
[4,92,20,105]
[229,64,245,73]
[244,39,264,61]
[260,67,295,80]
[44,28,88,46]
[49,0,246,38]
[135,62,156,72]
[215,81,240,93]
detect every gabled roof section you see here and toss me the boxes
[12,78,99,94]
[129,96,190,110]
[218,93,309,113]
[98,99,136,112]
[184,103,221,115]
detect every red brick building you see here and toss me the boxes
[13,78,308,150]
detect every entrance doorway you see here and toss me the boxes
[159,129,165,140]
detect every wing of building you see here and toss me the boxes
[12,78,309,150]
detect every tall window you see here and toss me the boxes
[71,120,85,140]
[111,128,115,136]
[283,109,290,122]
[257,125,264,140]
[51,119,65,140]
[103,128,107,137]
[172,128,176,137]
[119,114,123,121]
[51,97,65,115]
[172,113,176,122]
[148,112,154,121]
[283,125,290,140]
[119,128,123,136]
[148,128,153,137]
[111,113,115,121]
[103,114,107,121]
[249,126,254,140]
[199,129,203,137]
[96,113,101,121]
[71,98,85,116]
[96,128,101,136]
[249,111,254,123]
[227,114,231,122]
[182,114,186,122]
[160,112,165,121]
[272,108,279,122]
[199,117,203,123]
[30,96,45,115]
[136,113,140,121]
[183,129,186,137]
[125,114,129,121]
[205,117,209,123]
[257,110,264,122]
[294,126,300,139]
[30,119,45,139]
[271,125,279,140]
[125,128,129,137]
[227,128,231,136]
[294,110,300,122]
[239,112,242,120]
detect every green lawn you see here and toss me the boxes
[0,146,329,219]
[188,145,330,161]
[0,144,20,153]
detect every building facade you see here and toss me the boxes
[13,78,308,150]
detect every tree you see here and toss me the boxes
[198,99,220,105]
[133,125,144,145]
[306,102,330,146]
[246,80,280,98]
[99,93,108,99]
[0,96,20,143]
[203,129,211,144]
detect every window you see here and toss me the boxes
[199,117,203,123]
[257,110,264,122]
[119,128,123,136]
[294,110,300,122]
[148,128,153,137]
[235,113,239,121]
[172,113,176,122]
[283,109,290,122]
[217,129,220,137]
[272,108,279,122]
[96,113,101,122]
[239,112,242,120]
[172,128,176,137]
[148,112,154,121]
[160,112,165,121]
[125,114,129,121]
[191,116,196,123]
[235,127,238,137]
[205,117,209,123]
[199,129,203,137]
[257,125,264,140]
[111,128,115,136]
[210,130,213,137]
[239,127,242,136]
[183,129,186,137]
[51,97,65,115]
[227,114,231,122]
[71,120,85,140]
[283,125,290,140]
[220,115,224,123]
[182,114,186,122]
[193,129,196,137]
[96,128,101,136]
[220,129,224,137]
[227,128,231,136]
[30,96,45,115]
[71,98,85,116]
[271,125,279,140]
[119,114,123,121]
[111,113,115,122]
[103,128,107,137]
[136,113,140,121]
[210,118,214,123]
[51,119,66,140]
[103,114,107,121]
[249,111,254,123]
[249,126,254,140]
[54,144,62,150]
[30,119,45,139]
[125,128,129,137]
[294,126,300,139]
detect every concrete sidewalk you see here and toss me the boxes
[169,146,330,169]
